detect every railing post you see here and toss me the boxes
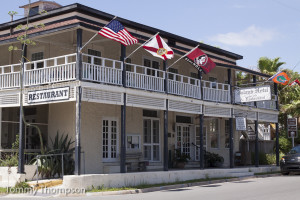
[75,28,82,175]
[163,60,168,171]
[120,44,127,173]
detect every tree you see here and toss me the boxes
[257,57,285,76]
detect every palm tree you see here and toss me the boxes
[257,57,285,75]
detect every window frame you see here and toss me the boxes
[143,57,160,76]
[31,52,44,69]
[208,118,220,149]
[88,49,102,65]
[102,117,119,162]
[143,117,161,162]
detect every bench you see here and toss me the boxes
[125,152,148,172]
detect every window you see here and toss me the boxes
[168,68,179,81]
[209,119,219,148]
[143,110,158,118]
[176,125,191,157]
[176,115,192,124]
[125,58,132,71]
[29,6,39,16]
[31,52,44,69]
[143,118,160,161]
[144,58,159,76]
[102,119,118,161]
[225,120,230,148]
[127,135,140,150]
[88,49,101,65]
[209,77,217,89]
[190,72,198,85]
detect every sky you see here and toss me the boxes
[1,0,300,73]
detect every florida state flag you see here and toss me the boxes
[184,48,216,74]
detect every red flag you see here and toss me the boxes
[184,48,216,74]
[289,79,300,86]
[268,71,290,85]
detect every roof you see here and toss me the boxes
[19,0,61,8]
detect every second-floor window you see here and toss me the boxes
[168,68,179,81]
[209,77,217,89]
[88,49,101,65]
[144,58,159,76]
[190,72,198,85]
[31,52,44,69]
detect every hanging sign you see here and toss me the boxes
[28,87,70,104]
[235,85,271,103]
[236,116,247,131]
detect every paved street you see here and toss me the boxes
[2,175,300,200]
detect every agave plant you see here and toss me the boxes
[32,131,75,179]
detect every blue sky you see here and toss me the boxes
[1,0,300,73]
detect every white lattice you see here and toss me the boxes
[0,94,19,106]
[258,112,278,123]
[82,87,123,105]
[169,100,202,114]
[127,94,165,110]
[204,106,231,117]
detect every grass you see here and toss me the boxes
[86,177,235,193]
[254,171,280,176]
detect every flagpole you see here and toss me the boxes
[80,16,117,53]
[125,32,159,60]
[166,45,199,70]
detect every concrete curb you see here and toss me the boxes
[85,173,281,197]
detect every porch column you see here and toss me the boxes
[18,44,27,174]
[0,108,2,159]
[253,75,259,167]
[228,69,234,168]
[199,70,204,169]
[274,83,279,166]
[163,60,168,171]
[120,44,126,173]
[75,28,82,175]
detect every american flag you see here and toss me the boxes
[98,19,138,46]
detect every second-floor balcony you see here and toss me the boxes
[0,53,277,110]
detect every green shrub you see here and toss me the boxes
[251,152,285,165]
[0,135,19,167]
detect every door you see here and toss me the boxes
[102,118,118,161]
[176,124,191,157]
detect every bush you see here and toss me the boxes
[204,151,224,167]
[0,135,19,167]
[275,134,292,154]
[251,152,284,165]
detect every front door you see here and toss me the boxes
[176,124,191,157]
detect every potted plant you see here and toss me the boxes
[173,149,191,169]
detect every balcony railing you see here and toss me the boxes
[0,54,277,110]
[82,54,123,85]
[126,63,165,92]
[202,81,231,103]
[168,73,201,99]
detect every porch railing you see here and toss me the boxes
[202,81,231,103]
[82,54,123,85]
[0,64,21,89]
[126,63,165,92]
[257,100,277,110]
[24,54,77,86]
[168,73,201,99]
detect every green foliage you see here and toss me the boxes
[251,152,284,165]
[0,135,19,167]
[204,151,224,167]
[174,149,191,163]
[14,181,30,189]
[275,133,292,154]
[257,57,285,76]
[8,11,18,16]
[32,131,75,179]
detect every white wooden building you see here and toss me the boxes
[0,1,279,174]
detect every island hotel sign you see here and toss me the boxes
[28,87,70,104]
[234,85,271,103]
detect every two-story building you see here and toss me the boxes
[0,1,279,175]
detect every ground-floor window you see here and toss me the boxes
[143,118,160,161]
[102,118,118,161]
[209,119,219,148]
[225,120,230,148]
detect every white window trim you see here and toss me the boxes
[208,118,220,149]
[143,117,161,162]
[102,117,119,162]
[175,123,192,157]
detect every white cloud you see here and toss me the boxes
[209,25,277,47]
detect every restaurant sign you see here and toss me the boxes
[28,87,70,104]
[235,85,271,103]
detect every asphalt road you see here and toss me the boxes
[2,175,300,200]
